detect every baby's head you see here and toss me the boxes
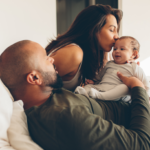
[112,36,140,64]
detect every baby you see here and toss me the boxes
[75,36,150,102]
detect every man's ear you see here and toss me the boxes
[132,50,138,59]
[27,71,42,85]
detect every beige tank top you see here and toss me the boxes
[48,43,82,91]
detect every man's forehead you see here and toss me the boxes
[23,41,39,49]
[23,42,45,54]
[22,42,45,69]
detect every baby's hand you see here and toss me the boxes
[85,79,94,85]
[126,53,140,65]
[126,59,140,65]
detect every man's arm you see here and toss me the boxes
[57,74,150,150]
[57,87,150,150]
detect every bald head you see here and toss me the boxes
[0,40,63,107]
[0,40,39,90]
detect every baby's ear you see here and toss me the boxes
[132,50,139,59]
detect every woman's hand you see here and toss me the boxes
[85,79,94,85]
[117,72,145,89]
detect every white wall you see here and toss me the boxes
[119,0,150,75]
[0,0,56,54]
[1,0,150,75]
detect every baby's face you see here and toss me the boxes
[112,38,134,64]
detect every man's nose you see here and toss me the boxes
[49,57,54,64]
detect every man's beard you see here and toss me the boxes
[41,71,63,89]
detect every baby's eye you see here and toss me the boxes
[114,48,117,50]
[121,48,124,50]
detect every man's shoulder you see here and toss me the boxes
[25,88,91,119]
[25,89,94,150]
[52,88,90,107]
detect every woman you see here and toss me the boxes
[46,4,122,91]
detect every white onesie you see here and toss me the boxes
[75,61,150,101]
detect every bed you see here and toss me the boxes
[0,76,150,149]
[0,79,43,150]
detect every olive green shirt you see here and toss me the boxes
[26,87,150,150]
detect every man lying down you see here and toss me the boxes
[0,40,149,150]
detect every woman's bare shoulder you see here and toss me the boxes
[51,44,83,76]
[54,44,83,64]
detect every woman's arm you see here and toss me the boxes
[51,44,83,80]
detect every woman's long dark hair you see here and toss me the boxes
[45,4,122,81]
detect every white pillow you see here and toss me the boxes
[0,79,43,150]
[8,100,43,150]
[0,79,13,149]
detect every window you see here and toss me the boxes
[96,0,118,8]
[57,0,118,35]
[57,0,89,35]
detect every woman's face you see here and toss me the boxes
[96,14,118,52]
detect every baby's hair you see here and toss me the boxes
[119,36,140,52]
